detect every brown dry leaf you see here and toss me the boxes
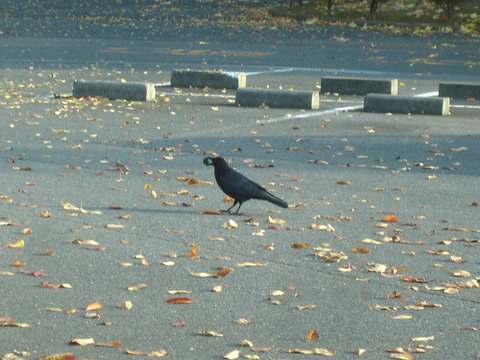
[297,304,317,310]
[352,248,371,253]
[252,347,272,353]
[306,329,319,341]
[292,243,309,248]
[40,281,61,290]
[402,276,429,283]
[389,291,405,299]
[166,297,193,304]
[215,267,232,278]
[196,330,225,338]
[336,180,352,185]
[70,338,94,346]
[200,209,223,215]
[95,341,124,347]
[38,354,76,360]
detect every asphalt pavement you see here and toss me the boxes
[1,1,480,360]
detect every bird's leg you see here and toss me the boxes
[234,202,243,215]
[223,200,238,214]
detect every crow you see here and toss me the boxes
[203,156,288,214]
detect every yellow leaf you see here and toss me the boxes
[117,301,133,309]
[452,270,471,278]
[144,184,152,189]
[267,216,287,225]
[236,262,268,267]
[390,315,413,320]
[196,330,225,338]
[223,350,240,359]
[128,283,148,291]
[186,178,201,186]
[5,239,25,248]
[412,335,435,342]
[222,219,238,229]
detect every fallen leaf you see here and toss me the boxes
[5,239,25,248]
[412,335,435,341]
[117,301,133,309]
[223,350,240,359]
[292,243,309,248]
[128,284,148,291]
[166,297,193,304]
[0,322,31,328]
[70,338,95,346]
[196,330,225,337]
[187,247,200,259]
[352,248,371,253]
[402,276,429,283]
[95,341,123,347]
[38,353,76,360]
[201,209,223,215]
[390,315,413,320]
[306,329,319,341]
[383,215,399,223]
[85,302,103,311]
[297,304,317,310]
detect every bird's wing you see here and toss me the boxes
[215,168,266,199]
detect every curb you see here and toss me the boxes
[73,80,156,101]
[364,94,450,116]
[439,82,480,100]
[171,70,246,89]
[321,77,398,95]
[236,88,320,110]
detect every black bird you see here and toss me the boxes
[203,156,288,214]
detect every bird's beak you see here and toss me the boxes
[203,157,213,166]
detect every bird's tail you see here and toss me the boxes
[263,192,288,209]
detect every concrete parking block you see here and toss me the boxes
[364,94,450,115]
[236,88,320,109]
[439,82,480,100]
[321,76,398,95]
[73,80,156,101]
[171,70,246,89]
